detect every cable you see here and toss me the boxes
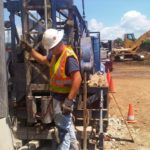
[111,93,135,143]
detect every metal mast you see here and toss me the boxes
[0,0,8,118]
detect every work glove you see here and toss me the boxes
[20,40,32,53]
[62,98,74,115]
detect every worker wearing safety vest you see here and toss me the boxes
[22,28,82,150]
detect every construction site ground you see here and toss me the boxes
[105,60,150,150]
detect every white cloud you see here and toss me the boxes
[88,18,104,31]
[100,26,125,41]
[120,10,150,34]
[88,10,150,40]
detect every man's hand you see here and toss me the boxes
[20,40,32,53]
[62,98,74,115]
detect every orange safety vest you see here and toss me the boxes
[49,46,78,93]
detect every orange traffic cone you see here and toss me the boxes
[107,69,111,86]
[127,104,136,123]
[109,77,115,93]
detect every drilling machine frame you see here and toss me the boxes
[4,0,109,149]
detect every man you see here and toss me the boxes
[23,28,82,150]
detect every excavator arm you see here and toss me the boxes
[130,30,150,52]
[124,30,150,52]
[112,30,150,61]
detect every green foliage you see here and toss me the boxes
[143,39,150,44]
[115,38,123,43]
[114,38,124,47]
[140,39,150,51]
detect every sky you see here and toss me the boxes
[3,0,150,41]
[74,0,150,41]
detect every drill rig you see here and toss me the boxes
[4,0,109,149]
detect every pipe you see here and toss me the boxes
[44,0,48,30]
[82,0,85,19]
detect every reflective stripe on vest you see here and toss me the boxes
[49,46,78,93]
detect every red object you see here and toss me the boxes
[102,59,113,72]
[106,69,111,86]
[109,77,115,93]
[127,104,136,123]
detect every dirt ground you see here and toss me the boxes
[105,61,150,150]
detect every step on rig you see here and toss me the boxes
[4,0,109,149]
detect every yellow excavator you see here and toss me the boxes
[112,30,150,61]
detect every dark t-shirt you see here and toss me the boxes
[47,53,80,100]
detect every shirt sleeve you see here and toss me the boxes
[66,56,80,76]
[47,52,52,62]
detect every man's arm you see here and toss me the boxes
[67,70,82,100]
[62,70,82,114]
[62,57,82,114]
[21,40,48,64]
[31,49,48,64]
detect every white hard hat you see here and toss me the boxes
[42,28,64,50]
